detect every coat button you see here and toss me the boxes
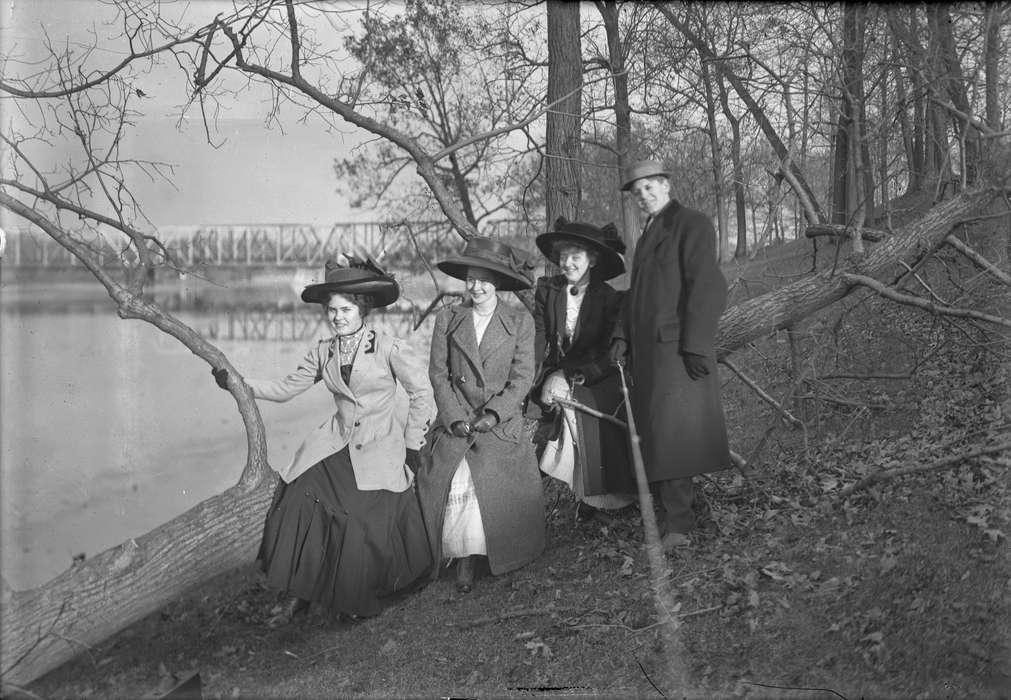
[354,421,361,427]
[355,444,362,450]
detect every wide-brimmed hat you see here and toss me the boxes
[619,159,671,191]
[535,217,626,281]
[436,236,535,291]
[300,254,400,307]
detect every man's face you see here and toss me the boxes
[628,176,671,216]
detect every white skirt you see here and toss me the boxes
[441,456,487,558]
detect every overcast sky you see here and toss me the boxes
[2,0,375,227]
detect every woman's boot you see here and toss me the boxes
[455,556,475,593]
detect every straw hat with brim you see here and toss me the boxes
[536,218,626,281]
[620,159,671,191]
[300,258,400,307]
[436,236,535,291]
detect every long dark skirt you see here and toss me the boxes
[258,447,432,617]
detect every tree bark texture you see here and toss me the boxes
[545,1,583,224]
[1,473,274,689]
[597,0,640,259]
[717,78,748,258]
[929,4,981,184]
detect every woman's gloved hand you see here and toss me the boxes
[539,370,570,408]
[471,412,499,433]
[405,449,422,473]
[212,367,229,390]
[450,421,473,438]
[682,353,711,381]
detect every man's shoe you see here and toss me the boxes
[660,532,691,552]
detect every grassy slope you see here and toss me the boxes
[24,206,1010,700]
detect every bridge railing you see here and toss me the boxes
[3,219,542,269]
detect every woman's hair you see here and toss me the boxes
[551,240,599,265]
[324,291,373,317]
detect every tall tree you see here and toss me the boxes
[595,0,640,257]
[831,2,875,248]
[545,1,583,224]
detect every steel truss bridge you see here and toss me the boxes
[185,307,423,343]
[2,220,539,269]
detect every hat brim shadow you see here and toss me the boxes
[436,258,533,292]
[535,233,625,281]
[301,278,400,307]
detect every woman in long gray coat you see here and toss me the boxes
[417,237,545,593]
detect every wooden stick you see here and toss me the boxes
[720,358,804,428]
[552,396,626,427]
[552,396,748,470]
[838,441,1011,497]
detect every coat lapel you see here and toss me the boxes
[479,304,516,366]
[448,306,483,376]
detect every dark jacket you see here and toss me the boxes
[616,199,731,481]
[532,274,623,391]
[417,301,545,575]
[531,274,635,495]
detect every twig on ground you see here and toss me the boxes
[720,358,804,428]
[636,659,668,699]
[450,606,576,629]
[838,441,1011,497]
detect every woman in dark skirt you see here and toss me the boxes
[529,218,636,520]
[213,255,435,622]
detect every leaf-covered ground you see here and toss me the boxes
[25,226,1010,700]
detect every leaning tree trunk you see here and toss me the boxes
[1,186,999,689]
[715,186,998,354]
[0,195,275,690]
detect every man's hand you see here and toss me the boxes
[682,353,711,381]
[471,412,499,433]
[609,338,628,367]
[450,421,472,438]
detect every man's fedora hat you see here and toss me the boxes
[436,236,535,291]
[619,159,671,191]
[535,217,626,281]
[300,254,400,307]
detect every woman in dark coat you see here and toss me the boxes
[212,255,435,621]
[416,237,545,593]
[530,218,635,519]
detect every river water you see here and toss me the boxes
[1,278,440,590]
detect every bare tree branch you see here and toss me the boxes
[944,234,1011,286]
[839,441,1011,497]
[842,272,1011,329]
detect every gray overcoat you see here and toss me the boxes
[617,198,731,481]
[417,301,545,576]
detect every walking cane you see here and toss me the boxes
[615,361,684,641]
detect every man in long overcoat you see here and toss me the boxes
[611,160,731,550]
